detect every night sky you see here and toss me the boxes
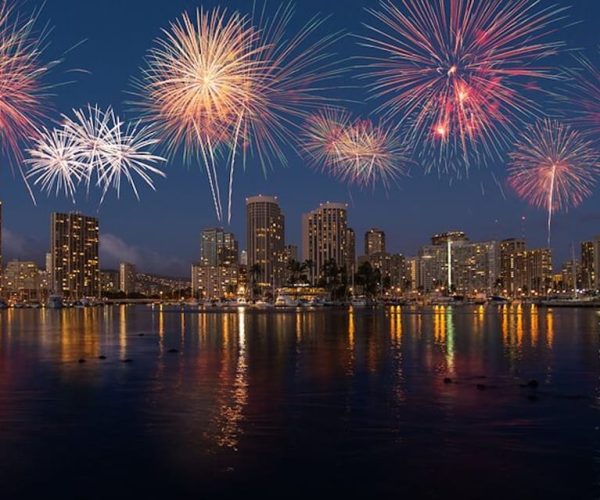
[3,0,600,276]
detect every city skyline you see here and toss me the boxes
[2,0,600,275]
[5,196,600,280]
[5,200,600,302]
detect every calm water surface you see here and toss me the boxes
[1,305,599,499]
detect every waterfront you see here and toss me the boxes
[1,305,599,499]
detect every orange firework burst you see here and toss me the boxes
[507,119,600,244]
[0,1,56,173]
[303,109,409,189]
[360,0,566,175]
[137,8,263,220]
[137,5,342,222]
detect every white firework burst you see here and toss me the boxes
[25,127,86,202]
[26,105,167,202]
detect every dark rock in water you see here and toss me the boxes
[168,348,179,354]
[78,359,86,364]
[138,333,145,337]
[527,380,539,389]
[476,384,486,391]
[443,377,452,384]
[122,359,133,363]
[528,395,539,402]
[98,355,107,360]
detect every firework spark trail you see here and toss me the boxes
[547,165,556,246]
[302,109,409,188]
[360,0,566,176]
[507,119,600,246]
[26,106,166,203]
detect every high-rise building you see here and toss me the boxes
[417,233,500,294]
[365,228,386,256]
[200,228,238,267]
[346,228,356,271]
[369,252,408,292]
[581,240,596,291]
[451,241,500,293]
[500,238,526,296]
[302,202,349,279]
[405,257,418,291]
[431,231,468,246]
[519,249,553,294]
[119,262,137,294]
[246,195,285,287]
[50,212,100,299]
[560,260,581,292]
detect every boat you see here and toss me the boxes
[0,299,8,310]
[253,300,274,309]
[488,296,510,305]
[429,296,455,306]
[275,294,298,307]
[539,297,600,308]
[350,296,368,307]
[47,295,63,309]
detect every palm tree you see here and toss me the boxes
[303,259,314,286]
[249,264,262,300]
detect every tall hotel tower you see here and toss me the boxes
[246,195,285,287]
[302,202,349,279]
[50,213,100,299]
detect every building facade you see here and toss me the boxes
[302,202,350,279]
[119,262,137,294]
[50,212,100,299]
[246,195,285,287]
[417,234,500,294]
[100,270,120,294]
[364,228,386,256]
[191,264,239,300]
[3,261,43,301]
[500,238,526,296]
[200,228,238,267]
[581,238,600,291]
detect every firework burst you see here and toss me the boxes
[25,127,86,202]
[303,109,409,188]
[136,8,263,221]
[507,119,600,244]
[26,106,166,202]
[0,1,58,178]
[561,55,600,136]
[360,0,566,175]
[137,5,342,222]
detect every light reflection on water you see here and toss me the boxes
[0,305,599,498]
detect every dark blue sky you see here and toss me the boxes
[3,0,600,276]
